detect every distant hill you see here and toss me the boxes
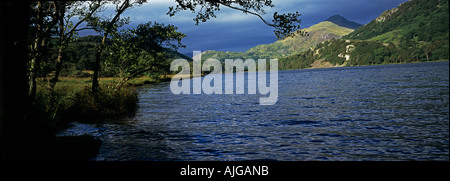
[325,15,362,29]
[200,16,358,61]
[280,0,449,70]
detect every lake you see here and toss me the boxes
[59,61,449,161]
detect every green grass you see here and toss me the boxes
[63,85,138,121]
[33,76,156,127]
[302,21,354,37]
[369,29,403,44]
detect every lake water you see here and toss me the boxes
[59,61,449,161]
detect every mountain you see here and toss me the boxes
[243,21,354,57]
[325,15,362,29]
[346,0,448,43]
[280,0,449,70]
[200,15,359,61]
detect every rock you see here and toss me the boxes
[51,135,102,161]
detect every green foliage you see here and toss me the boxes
[272,11,303,39]
[279,49,316,70]
[343,0,449,62]
[345,0,448,42]
[279,0,449,70]
[42,34,188,78]
[40,35,103,74]
[103,21,186,88]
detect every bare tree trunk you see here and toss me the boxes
[92,35,107,94]
[49,2,66,92]
[91,0,130,95]
[49,44,64,91]
[29,35,50,101]
[28,1,58,101]
[28,1,43,101]
[115,77,127,90]
[49,1,102,92]
[28,58,38,99]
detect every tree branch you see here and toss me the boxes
[73,27,97,32]
[218,2,274,27]
[64,1,103,37]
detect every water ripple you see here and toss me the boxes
[59,62,449,161]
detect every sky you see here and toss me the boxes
[85,0,410,56]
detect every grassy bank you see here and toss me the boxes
[12,76,169,160]
[32,76,169,132]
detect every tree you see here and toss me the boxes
[104,22,186,89]
[2,0,304,160]
[1,0,33,161]
[27,1,105,97]
[88,0,303,94]
[48,1,105,92]
[373,47,388,64]
[89,0,146,95]
[28,1,60,101]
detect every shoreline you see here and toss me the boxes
[290,59,449,71]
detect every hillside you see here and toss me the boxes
[200,15,358,61]
[345,0,448,43]
[280,0,449,70]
